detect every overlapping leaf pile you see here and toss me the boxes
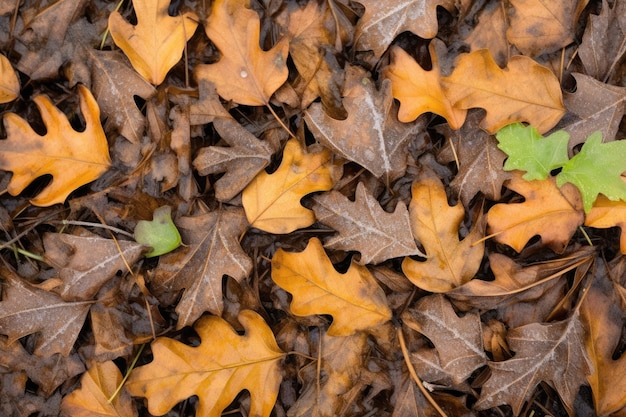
[0,0,625,416]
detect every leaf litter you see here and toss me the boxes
[0,0,625,416]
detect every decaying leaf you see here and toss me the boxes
[312,182,423,265]
[585,196,626,254]
[487,171,584,253]
[402,176,484,292]
[442,49,565,133]
[271,237,392,336]
[126,310,285,417]
[0,85,111,206]
[108,0,199,85]
[464,1,508,66]
[0,53,19,103]
[242,139,340,234]
[194,0,289,105]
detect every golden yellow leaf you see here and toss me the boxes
[271,237,391,336]
[126,310,285,417]
[0,54,19,103]
[61,360,137,417]
[442,49,565,133]
[0,85,111,206]
[401,176,484,292]
[384,44,466,129]
[108,0,199,85]
[585,195,626,254]
[242,139,340,234]
[194,0,289,106]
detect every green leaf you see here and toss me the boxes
[134,206,182,257]
[496,123,570,181]
[556,132,626,212]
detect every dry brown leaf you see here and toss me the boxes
[585,195,626,254]
[194,0,288,105]
[383,44,466,129]
[401,176,485,292]
[108,0,199,85]
[312,182,422,265]
[464,1,508,66]
[0,53,19,103]
[506,0,589,56]
[271,237,392,336]
[242,139,340,234]
[61,360,137,417]
[126,310,285,417]
[487,171,584,253]
[442,49,565,133]
[0,85,111,206]
[305,65,425,183]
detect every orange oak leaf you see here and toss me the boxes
[0,85,111,206]
[108,0,199,85]
[585,195,626,254]
[271,237,392,336]
[383,44,466,129]
[194,0,289,106]
[61,360,137,417]
[442,49,565,133]
[401,176,485,292]
[486,171,584,253]
[126,310,285,417]
[242,139,341,234]
[0,54,19,103]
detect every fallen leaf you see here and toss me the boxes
[126,310,285,417]
[442,49,565,133]
[0,53,19,103]
[242,139,340,234]
[134,206,182,257]
[108,0,199,85]
[305,65,425,183]
[401,176,485,292]
[312,182,423,265]
[506,0,588,56]
[61,360,137,417]
[585,196,626,254]
[271,237,392,336]
[486,171,584,253]
[464,1,508,66]
[0,85,111,206]
[194,0,289,105]
[150,207,252,329]
[0,266,92,357]
[354,0,455,58]
[475,313,592,415]
[383,44,466,129]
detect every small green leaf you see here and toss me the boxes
[134,206,182,257]
[556,132,626,212]
[496,123,570,181]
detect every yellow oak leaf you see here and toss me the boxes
[61,360,137,417]
[194,0,289,106]
[126,310,285,417]
[384,44,466,129]
[401,176,485,292]
[487,171,584,253]
[108,0,199,85]
[585,195,626,254]
[442,49,565,133]
[271,237,392,336]
[0,54,19,103]
[0,85,111,206]
[242,139,341,234]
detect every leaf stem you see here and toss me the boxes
[108,343,146,403]
[60,220,135,239]
[266,103,295,139]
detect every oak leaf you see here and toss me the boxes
[401,177,485,292]
[126,310,285,417]
[194,0,289,106]
[305,65,425,183]
[0,54,19,103]
[383,44,466,129]
[311,182,423,265]
[242,139,340,234]
[464,1,508,66]
[108,0,199,85]
[0,85,111,206]
[486,171,584,253]
[271,237,392,336]
[442,49,565,133]
[150,207,252,329]
[585,196,626,254]
[475,313,592,415]
[61,360,137,417]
